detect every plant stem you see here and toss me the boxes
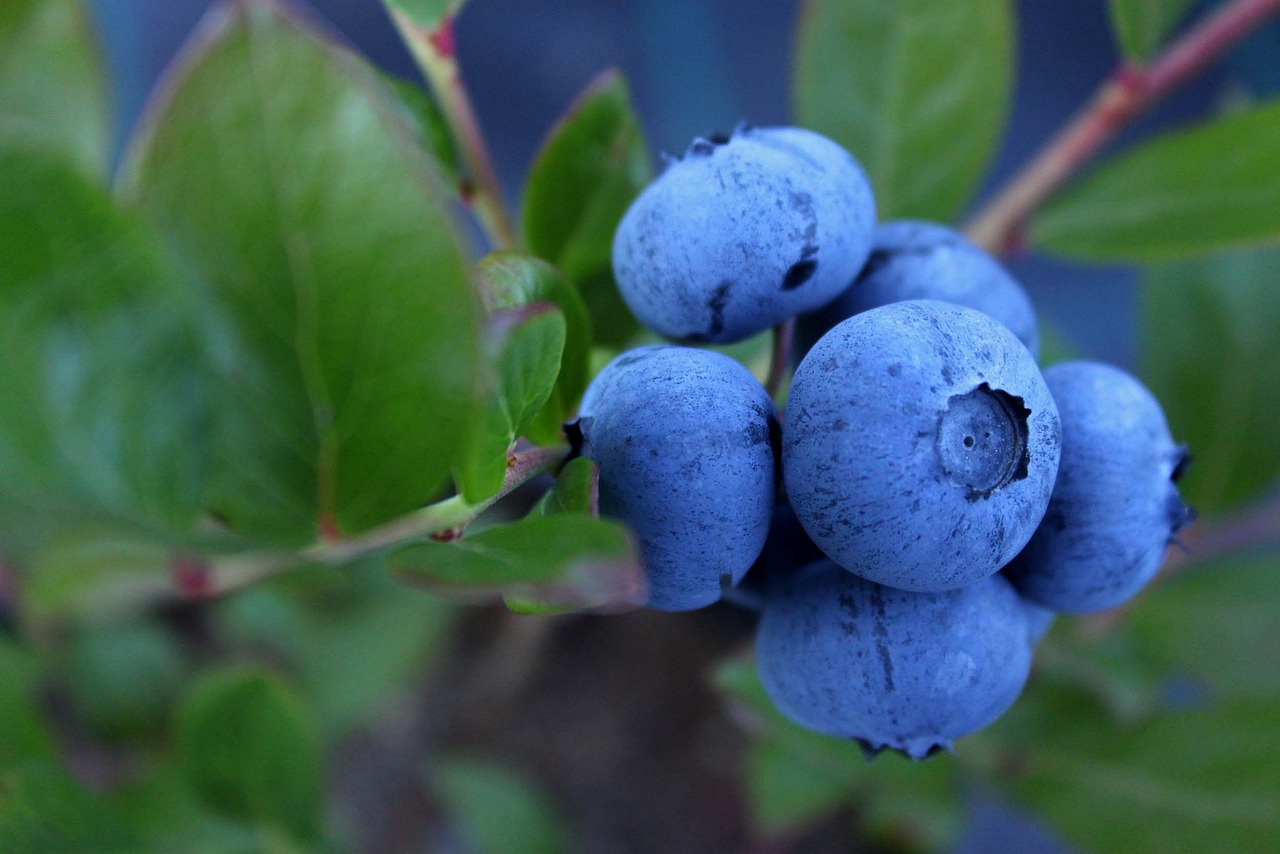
[389,10,521,250]
[965,0,1280,254]
[177,444,570,604]
[764,318,796,401]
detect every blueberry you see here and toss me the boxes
[1006,361,1193,613]
[783,300,1061,592]
[612,125,875,343]
[796,220,1038,361]
[576,344,778,611]
[756,563,1034,758]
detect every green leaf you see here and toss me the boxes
[429,757,564,854]
[383,74,458,175]
[0,761,139,854]
[532,457,598,517]
[1130,556,1280,702]
[21,532,173,624]
[0,140,212,557]
[976,683,1280,854]
[454,304,566,502]
[1035,100,1280,261]
[1141,246,1280,512]
[0,0,110,177]
[715,659,963,848]
[0,643,56,769]
[392,512,643,613]
[121,1,481,546]
[1109,0,1196,61]
[477,253,591,443]
[176,667,322,842]
[522,69,651,346]
[61,621,187,740]
[380,0,466,30]
[793,0,1014,221]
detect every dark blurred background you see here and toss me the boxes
[79,3,1280,852]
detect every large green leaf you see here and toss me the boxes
[715,659,964,849]
[522,70,651,347]
[429,757,564,854]
[453,304,566,502]
[976,683,1280,854]
[477,253,591,443]
[1035,100,1280,262]
[121,0,480,546]
[1141,245,1280,512]
[0,642,56,769]
[793,0,1014,221]
[0,0,110,177]
[176,668,322,843]
[1109,0,1196,62]
[392,512,643,613]
[0,140,212,557]
[1129,556,1280,702]
[0,761,139,853]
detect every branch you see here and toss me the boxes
[764,318,796,401]
[965,0,1280,254]
[168,444,570,607]
[389,11,521,251]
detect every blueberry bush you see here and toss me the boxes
[1,0,1279,852]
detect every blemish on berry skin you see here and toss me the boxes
[781,259,818,291]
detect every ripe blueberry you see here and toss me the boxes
[783,300,1061,592]
[576,345,778,611]
[612,125,875,343]
[756,563,1034,758]
[1005,361,1193,613]
[796,220,1039,360]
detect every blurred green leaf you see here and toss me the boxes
[392,513,643,613]
[1130,556,1280,701]
[522,70,651,346]
[0,761,139,854]
[454,304,566,502]
[0,0,110,176]
[532,457,598,517]
[1035,100,1280,261]
[22,532,172,625]
[0,643,56,769]
[117,767,315,854]
[121,1,480,546]
[177,668,322,842]
[295,564,458,737]
[1109,0,1195,61]
[715,659,963,849]
[0,140,212,558]
[976,682,1280,854]
[383,74,458,175]
[1141,245,1280,512]
[380,0,466,30]
[62,621,186,740]
[429,756,564,854]
[793,0,1014,221]
[478,253,591,443]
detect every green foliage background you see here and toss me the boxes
[1,0,1278,851]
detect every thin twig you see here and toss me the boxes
[764,318,796,401]
[158,444,571,611]
[965,0,1280,254]
[389,11,520,250]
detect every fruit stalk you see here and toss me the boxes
[965,0,1280,254]
[389,10,521,250]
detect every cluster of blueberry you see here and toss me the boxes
[573,125,1192,758]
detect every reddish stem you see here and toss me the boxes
[966,0,1280,254]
